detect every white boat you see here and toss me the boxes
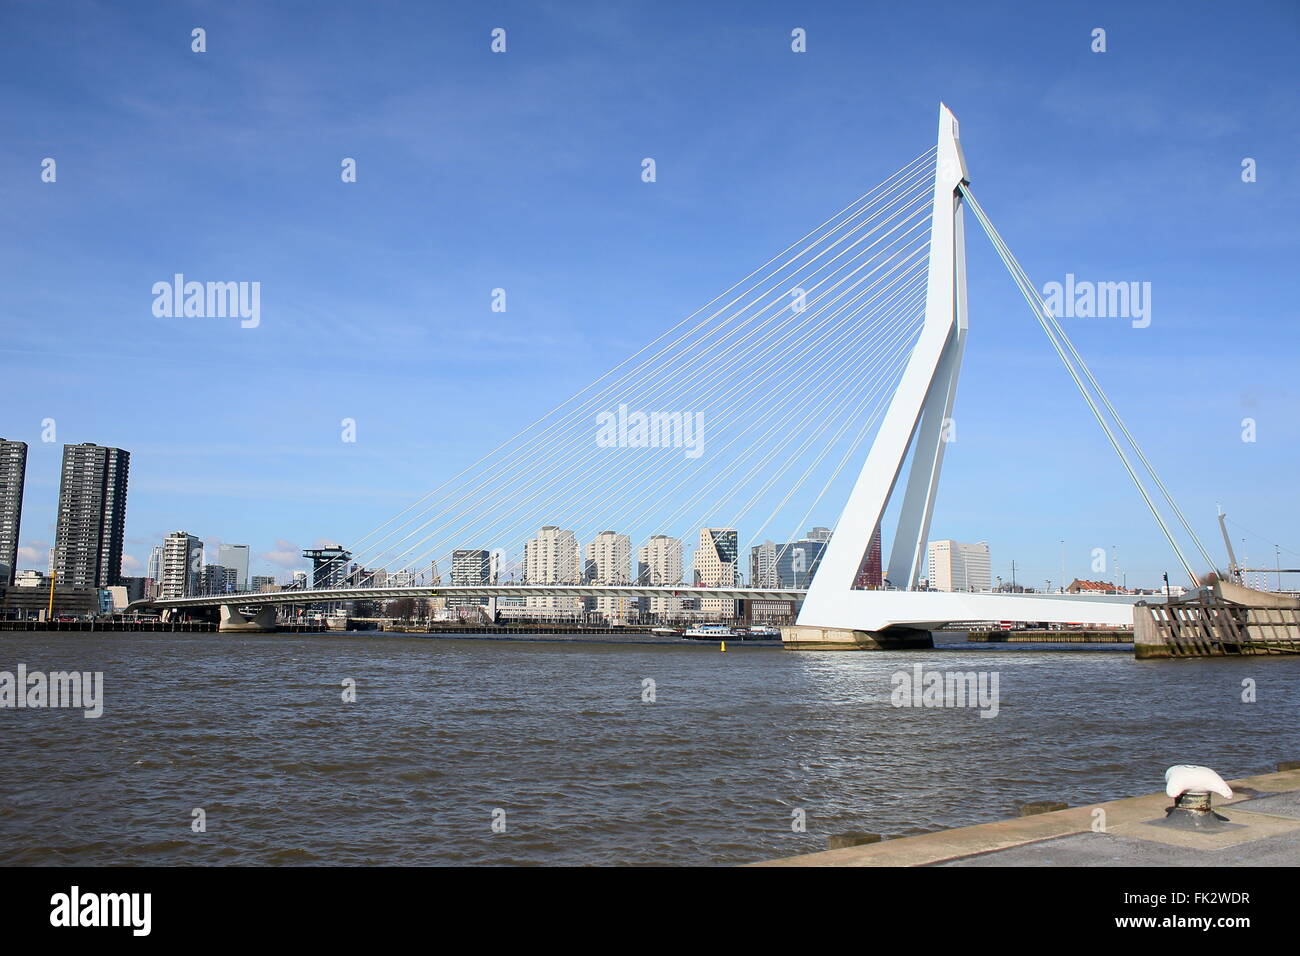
[746,625,781,639]
[683,623,735,640]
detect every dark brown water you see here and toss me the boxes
[1,631,1297,865]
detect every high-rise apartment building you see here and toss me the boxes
[750,541,780,589]
[450,549,491,610]
[201,564,237,595]
[160,531,203,598]
[927,540,992,592]
[853,525,883,589]
[146,545,164,596]
[637,534,683,618]
[0,439,27,586]
[303,545,351,589]
[51,443,130,589]
[696,527,738,618]
[587,530,631,620]
[524,526,581,617]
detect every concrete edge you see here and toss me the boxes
[747,768,1300,867]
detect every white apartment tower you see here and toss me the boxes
[160,531,203,599]
[587,530,631,621]
[524,526,581,617]
[926,540,992,592]
[637,534,683,619]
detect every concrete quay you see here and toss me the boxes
[753,766,1300,866]
[780,624,933,650]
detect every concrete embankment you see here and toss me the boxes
[0,620,216,632]
[967,629,1131,643]
[753,766,1300,867]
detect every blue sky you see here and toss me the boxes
[1,0,1297,589]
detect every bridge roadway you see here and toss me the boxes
[135,585,1155,633]
[137,584,808,611]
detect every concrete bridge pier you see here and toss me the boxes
[781,624,933,650]
[218,604,279,633]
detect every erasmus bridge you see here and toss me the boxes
[141,105,1219,645]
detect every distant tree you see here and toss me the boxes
[389,598,417,621]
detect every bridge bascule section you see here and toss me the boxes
[141,104,1216,644]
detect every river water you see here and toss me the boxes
[1,631,1297,866]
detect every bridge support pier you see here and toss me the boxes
[218,604,278,634]
[780,625,933,651]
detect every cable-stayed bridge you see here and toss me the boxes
[141,105,1216,645]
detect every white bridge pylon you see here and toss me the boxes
[797,104,1137,633]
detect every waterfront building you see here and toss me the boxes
[587,530,632,621]
[696,527,738,619]
[853,525,883,589]
[201,564,237,595]
[303,545,351,589]
[13,569,46,588]
[51,443,130,590]
[291,570,308,589]
[524,526,581,617]
[638,534,683,618]
[1067,578,1131,595]
[751,536,827,590]
[750,541,779,588]
[927,540,992,592]
[450,549,491,610]
[251,575,277,592]
[781,538,827,589]
[217,544,250,591]
[805,526,833,544]
[0,439,27,587]
[160,531,203,598]
[146,546,164,596]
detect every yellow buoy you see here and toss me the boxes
[720,640,727,652]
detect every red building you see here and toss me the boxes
[853,525,883,589]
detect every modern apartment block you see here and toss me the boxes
[146,545,164,597]
[696,527,738,618]
[587,530,631,620]
[750,541,780,588]
[0,439,27,586]
[160,531,203,598]
[450,548,492,610]
[853,525,883,589]
[201,564,237,595]
[303,545,351,589]
[51,443,130,590]
[927,539,992,592]
[524,526,581,616]
[637,534,683,618]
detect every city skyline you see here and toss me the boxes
[2,3,1297,592]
